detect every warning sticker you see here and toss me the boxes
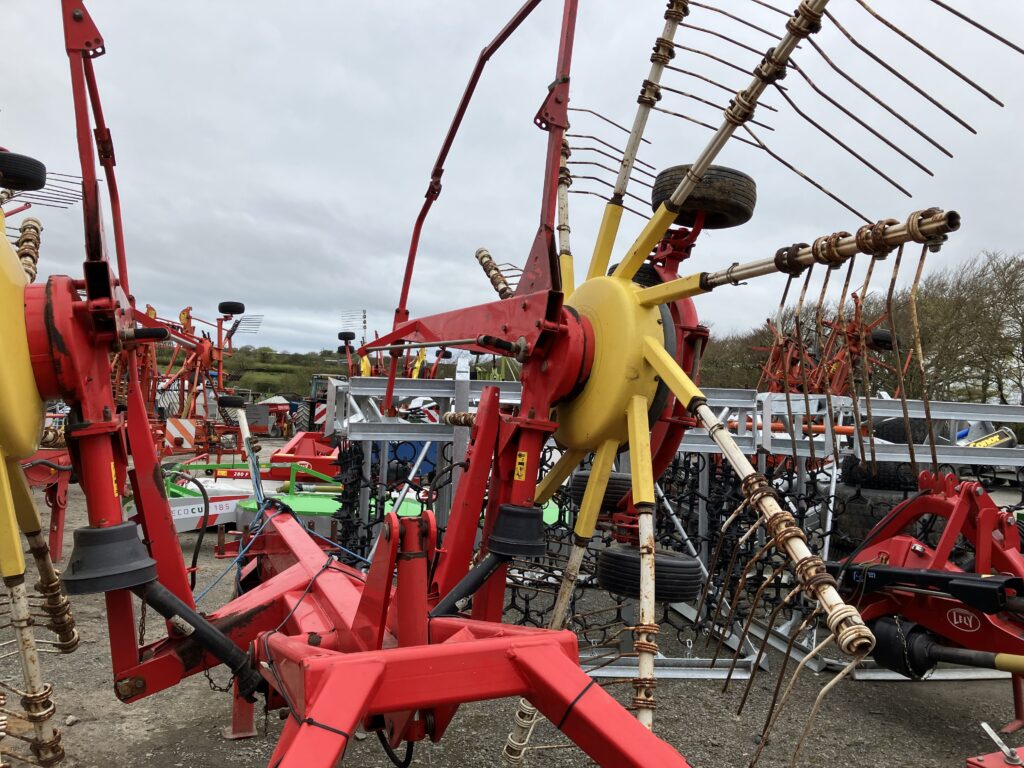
[514,451,529,481]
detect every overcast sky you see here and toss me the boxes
[4,1,1024,353]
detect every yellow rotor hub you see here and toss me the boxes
[553,275,666,451]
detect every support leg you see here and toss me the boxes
[1001,673,1024,735]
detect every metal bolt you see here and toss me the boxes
[72,8,83,20]
[975,486,984,496]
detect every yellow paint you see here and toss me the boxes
[611,204,677,281]
[513,451,529,482]
[411,348,426,379]
[636,273,707,306]
[559,252,575,299]
[554,277,664,450]
[574,439,619,539]
[360,355,371,376]
[626,395,655,505]
[110,461,118,499]
[535,448,585,504]
[642,336,705,408]
[0,208,44,577]
[968,431,1005,449]
[0,209,43,459]
[995,653,1024,674]
[587,203,624,281]
[0,459,26,577]
[7,459,43,535]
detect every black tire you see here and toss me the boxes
[596,545,703,602]
[568,470,633,510]
[841,454,917,491]
[218,395,246,409]
[872,416,931,445]
[338,331,356,342]
[867,327,899,352]
[651,164,756,229]
[440,350,454,359]
[0,152,46,191]
[218,301,245,316]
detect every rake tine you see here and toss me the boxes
[570,145,658,177]
[750,614,829,767]
[925,0,1024,56]
[710,536,774,664]
[660,84,775,131]
[813,267,842,464]
[664,64,780,111]
[568,160,654,188]
[742,126,872,224]
[836,258,867,463]
[794,266,817,465]
[788,650,867,767]
[907,243,939,474]
[853,0,1002,106]
[567,107,653,142]
[824,9,976,134]
[736,585,802,714]
[723,563,786,692]
[565,132,658,169]
[692,500,747,628]
[703,520,752,651]
[789,61,933,176]
[771,84,912,197]
[885,244,917,473]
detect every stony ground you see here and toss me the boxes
[3,481,1020,768]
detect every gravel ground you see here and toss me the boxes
[3,481,1020,768]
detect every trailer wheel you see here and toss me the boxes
[596,545,703,602]
[0,151,46,191]
[218,301,245,316]
[338,331,356,342]
[568,470,633,510]
[650,164,756,229]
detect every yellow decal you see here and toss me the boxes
[969,431,1005,449]
[110,462,118,498]
[514,451,529,481]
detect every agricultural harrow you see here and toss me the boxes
[2,0,1023,766]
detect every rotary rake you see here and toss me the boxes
[0,1,1021,767]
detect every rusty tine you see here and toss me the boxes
[853,0,1003,106]
[736,585,802,714]
[723,563,786,693]
[824,9,976,134]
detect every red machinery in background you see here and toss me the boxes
[831,471,1024,735]
[114,301,253,459]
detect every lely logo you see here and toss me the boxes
[946,607,980,633]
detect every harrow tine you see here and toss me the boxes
[659,83,775,131]
[703,514,757,651]
[570,145,657,178]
